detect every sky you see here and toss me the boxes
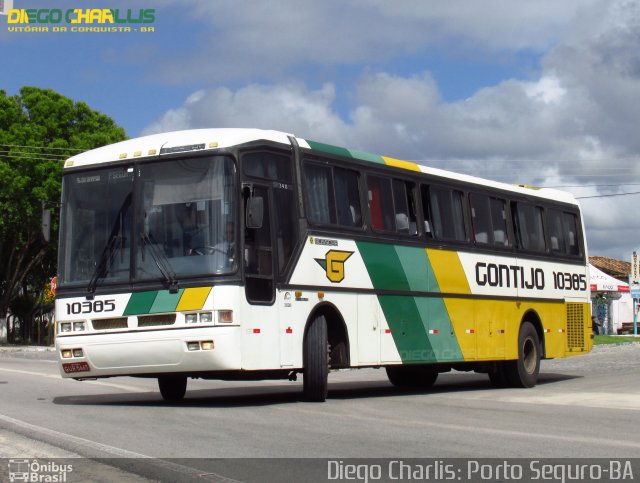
[2,0,640,263]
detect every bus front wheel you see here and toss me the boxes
[303,315,329,402]
[158,375,187,401]
[504,321,541,388]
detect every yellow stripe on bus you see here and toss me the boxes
[176,287,212,311]
[382,156,421,172]
[426,249,471,294]
[425,249,473,359]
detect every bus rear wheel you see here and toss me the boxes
[386,365,439,388]
[158,375,187,401]
[303,315,329,402]
[504,321,541,388]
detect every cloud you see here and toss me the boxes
[144,0,640,260]
[153,0,598,84]
[143,82,349,143]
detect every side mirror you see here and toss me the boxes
[42,204,51,243]
[246,196,264,229]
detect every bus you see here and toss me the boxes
[54,128,591,402]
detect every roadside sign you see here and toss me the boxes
[631,251,640,285]
[50,276,57,297]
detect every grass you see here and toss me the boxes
[593,335,640,345]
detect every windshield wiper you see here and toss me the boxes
[87,193,132,298]
[141,232,179,293]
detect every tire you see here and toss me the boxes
[303,315,329,402]
[386,365,439,388]
[487,362,509,387]
[505,321,541,388]
[158,375,187,401]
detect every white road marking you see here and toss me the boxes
[0,367,145,393]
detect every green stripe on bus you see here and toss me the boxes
[123,291,158,316]
[306,140,352,159]
[380,296,464,363]
[348,149,385,164]
[379,295,432,362]
[359,241,463,363]
[150,289,185,313]
[394,245,437,293]
[414,297,464,362]
[357,241,410,291]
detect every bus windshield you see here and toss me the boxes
[58,155,237,287]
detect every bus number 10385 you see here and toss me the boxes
[66,300,116,315]
[552,271,587,291]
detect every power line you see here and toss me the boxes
[0,155,70,163]
[0,151,70,160]
[0,143,84,152]
[546,184,640,188]
[576,191,640,199]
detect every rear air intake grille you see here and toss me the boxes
[566,303,585,351]
[137,313,176,327]
[92,317,128,330]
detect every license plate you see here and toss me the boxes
[62,361,91,373]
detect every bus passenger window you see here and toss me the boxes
[304,164,335,225]
[392,179,417,235]
[470,194,508,247]
[490,197,508,246]
[426,186,466,241]
[335,168,362,227]
[547,209,566,253]
[304,162,362,229]
[420,185,434,238]
[470,193,491,244]
[512,202,546,252]
[564,212,580,255]
[367,176,394,231]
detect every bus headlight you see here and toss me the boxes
[199,312,213,323]
[60,323,72,333]
[217,310,233,323]
[185,313,198,324]
[73,322,86,332]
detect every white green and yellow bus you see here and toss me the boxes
[55,128,591,402]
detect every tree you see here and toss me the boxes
[0,87,127,343]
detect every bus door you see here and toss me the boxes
[241,184,279,369]
[243,184,275,304]
[242,182,299,368]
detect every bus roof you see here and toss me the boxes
[64,128,579,206]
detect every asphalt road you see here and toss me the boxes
[1,343,639,481]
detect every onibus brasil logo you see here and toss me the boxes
[8,459,73,482]
[2,3,156,33]
[315,250,353,283]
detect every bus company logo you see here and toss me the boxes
[5,6,156,33]
[315,250,353,283]
[8,459,73,482]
